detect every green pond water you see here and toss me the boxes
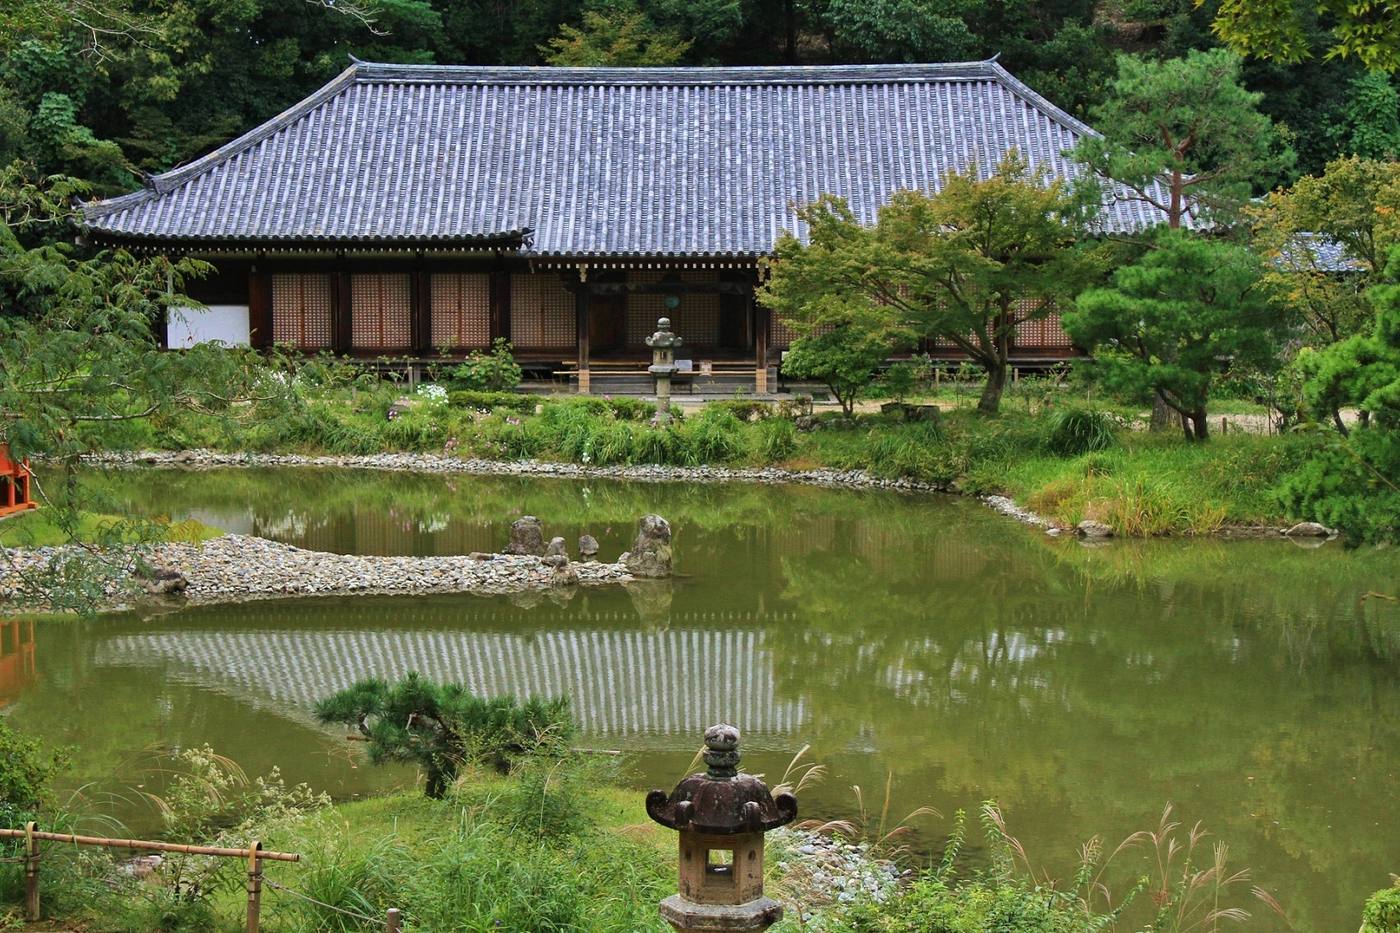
[6,466,1400,929]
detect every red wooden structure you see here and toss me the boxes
[0,446,37,518]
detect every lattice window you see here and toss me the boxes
[431,273,491,350]
[271,274,333,349]
[627,271,721,347]
[510,273,576,349]
[351,274,412,350]
[1013,307,1073,349]
[770,315,832,351]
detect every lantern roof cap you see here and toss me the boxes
[647,725,798,835]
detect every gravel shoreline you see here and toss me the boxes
[84,449,954,493]
[1,533,632,609]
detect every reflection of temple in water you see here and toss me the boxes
[0,619,36,707]
[93,614,806,746]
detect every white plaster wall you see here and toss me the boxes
[167,305,250,348]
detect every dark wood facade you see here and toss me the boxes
[183,254,1077,393]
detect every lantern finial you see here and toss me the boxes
[703,724,741,778]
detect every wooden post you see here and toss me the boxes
[249,269,273,349]
[386,908,403,932]
[245,840,263,933]
[576,285,591,394]
[23,821,38,922]
[412,267,432,355]
[490,268,511,344]
[333,269,353,355]
[752,286,768,396]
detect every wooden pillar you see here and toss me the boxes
[412,267,431,354]
[490,268,511,344]
[576,285,591,394]
[333,268,353,354]
[248,269,273,349]
[751,285,769,395]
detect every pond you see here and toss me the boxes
[6,466,1400,929]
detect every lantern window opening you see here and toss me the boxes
[705,848,735,881]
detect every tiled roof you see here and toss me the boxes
[83,59,1177,255]
[1279,232,1368,273]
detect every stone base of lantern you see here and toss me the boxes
[659,894,784,932]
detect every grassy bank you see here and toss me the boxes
[81,381,1316,536]
[0,509,224,547]
[2,758,1289,932]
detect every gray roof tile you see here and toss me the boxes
[84,60,1177,254]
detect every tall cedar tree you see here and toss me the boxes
[760,154,1094,415]
[1063,230,1287,441]
[1073,49,1293,229]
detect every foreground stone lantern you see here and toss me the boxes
[647,724,797,932]
[646,316,682,426]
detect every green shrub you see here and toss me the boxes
[599,395,657,421]
[447,389,535,414]
[381,410,448,451]
[0,719,65,827]
[679,406,745,463]
[713,399,771,422]
[1363,883,1400,932]
[1043,406,1119,456]
[836,876,1087,932]
[751,417,797,461]
[448,338,523,391]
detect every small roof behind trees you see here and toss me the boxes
[83,59,1177,255]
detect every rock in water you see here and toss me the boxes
[506,516,546,556]
[140,566,188,596]
[578,534,600,560]
[545,536,567,558]
[543,553,579,586]
[1076,520,1114,539]
[623,514,673,578]
[1284,521,1331,538]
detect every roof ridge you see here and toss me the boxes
[349,59,1002,86]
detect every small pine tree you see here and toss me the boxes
[315,673,573,797]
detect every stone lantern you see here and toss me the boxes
[645,316,682,426]
[647,724,797,932]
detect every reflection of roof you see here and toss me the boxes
[83,59,1176,253]
[94,627,806,741]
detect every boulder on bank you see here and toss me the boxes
[1076,520,1114,539]
[1284,521,1332,538]
[879,402,940,423]
[621,514,673,578]
[506,516,546,556]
